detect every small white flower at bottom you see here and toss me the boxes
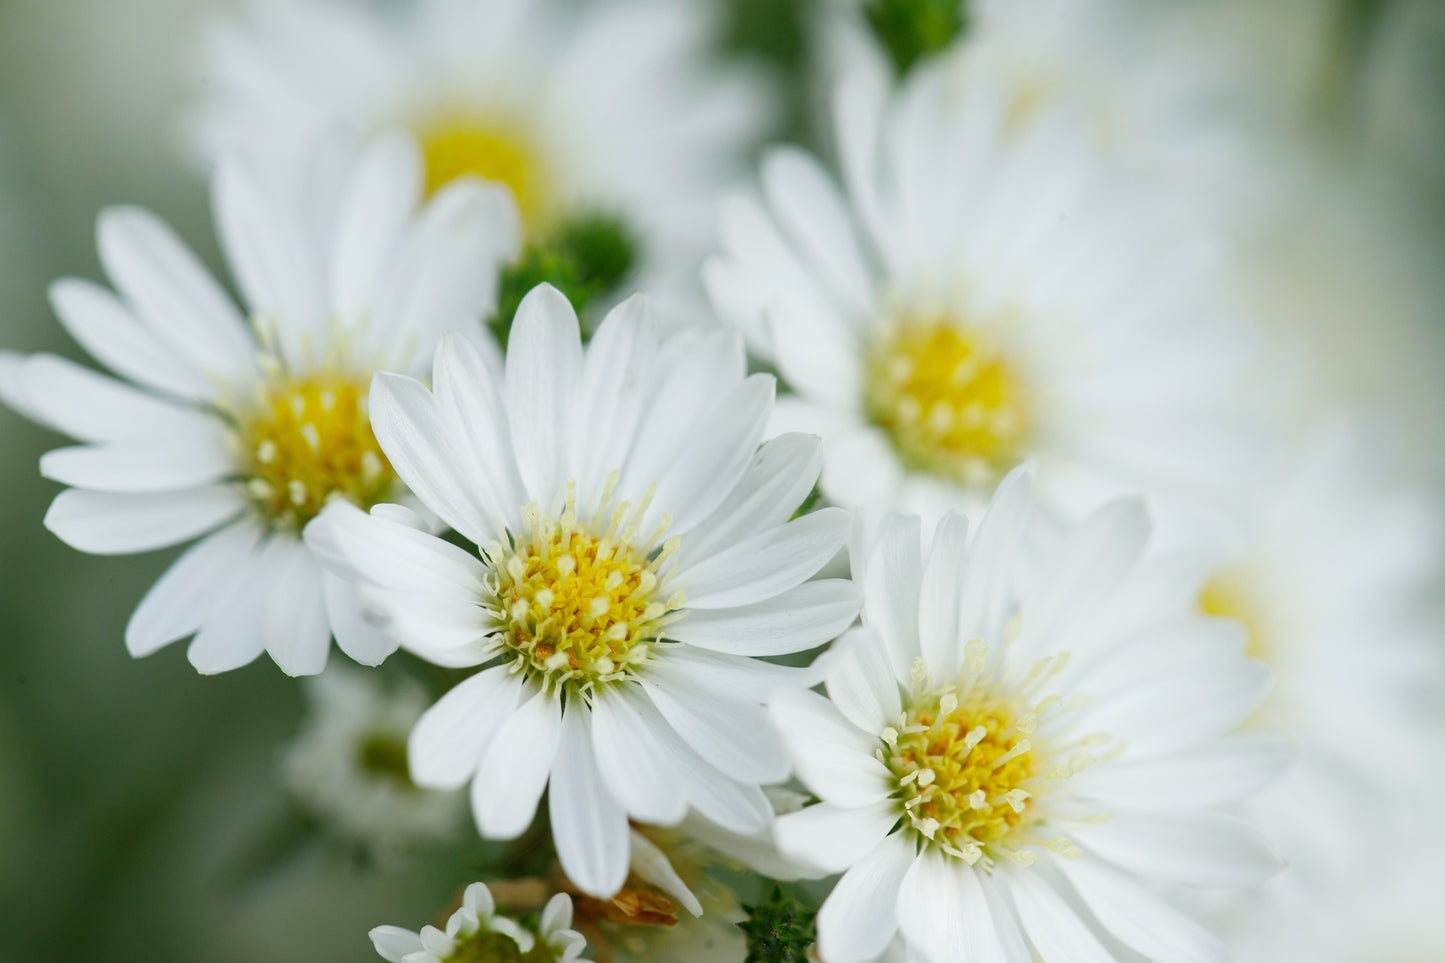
[371,883,586,963]
[771,466,1285,963]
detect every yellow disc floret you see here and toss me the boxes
[237,372,395,531]
[881,645,1118,868]
[484,480,684,691]
[416,109,553,233]
[865,316,1030,487]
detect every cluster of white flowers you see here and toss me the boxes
[1,0,1440,960]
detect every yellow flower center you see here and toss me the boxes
[485,481,684,690]
[1198,569,1271,663]
[416,110,554,234]
[237,373,395,531]
[864,317,1030,487]
[881,648,1116,867]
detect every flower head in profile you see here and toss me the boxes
[371,882,587,963]
[707,53,1265,530]
[0,132,518,676]
[306,284,858,899]
[770,468,1284,963]
[281,666,465,854]
[193,0,772,311]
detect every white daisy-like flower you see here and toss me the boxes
[0,131,518,676]
[1176,424,1445,943]
[192,0,770,305]
[281,666,465,853]
[305,283,859,898]
[770,467,1284,963]
[371,882,587,963]
[706,52,1264,530]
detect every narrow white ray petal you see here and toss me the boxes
[815,833,913,963]
[568,294,657,503]
[187,535,293,674]
[44,485,244,555]
[642,675,790,785]
[472,685,562,840]
[409,666,524,791]
[590,685,690,826]
[1077,733,1293,810]
[19,353,221,444]
[678,507,850,610]
[774,800,897,875]
[1059,856,1227,963]
[629,831,702,917]
[1005,865,1114,963]
[666,579,860,656]
[916,511,969,672]
[431,332,526,534]
[505,284,583,507]
[550,701,631,899]
[40,439,233,493]
[321,572,398,666]
[824,627,902,734]
[1072,813,1282,888]
[330,130,421,324]
[861,512,923,682]
[370,926,424,963]
[660,647,824,704]
[264,544,331,676]
[768,688,891,806]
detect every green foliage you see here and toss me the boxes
[864,0,969,76]
[739,884,818,963]
[489,213,638,350]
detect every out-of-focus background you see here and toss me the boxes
[0,1,1441,960]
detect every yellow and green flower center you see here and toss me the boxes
[446,929,545,963]
[884,686,1037,858]
[416,110,554,234]
[237,373,395,531]
[356,733,415,790]
[864,317,1030,487]
[486,483,683,690]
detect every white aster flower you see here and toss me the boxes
[281,666,465,853]
[706,53,1265,531]
[371,882,586,963]
[192,0,770,307]
[0,131,518,675]
[1176,424,1445,944]
[770,468,1284,963]
[305,284,859,898]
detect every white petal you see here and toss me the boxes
[213,160,327,357]
[667,579,860,656]
[897,851,1005,963]
[642,374,774,536]
[642,672,791,785]
[369,370,496,545]
[1058,856,1227,963]
[19,353,220,444]
[590,685,689,825]
[321,572,398,666]
[550,699,630,898]
[673,432,823,569]
[40,439,233,493]
[1077,733,1292,810]
[1072,813,1281,888]
[330,130,421,324]
[95,206,253,380]
[45,485,244,555]
[859,512,922,682]
[629,831,702,916]
[661,646,825,704]
[505,284,583,507]
[472,685,563,839]
[49,279,214,400]
[774,800,897,875]
[916,512,968,671]
[431,331,526,532]
[125,518,264,657]
[815,833,913,963]
[409,666,524,791]
[369,926,424,963]
[1084,657,1272,758]
[678,507,850,610]
[568,294,657,503]
[824,626,902,734]
[186,535,292,674]
[264,545,331,676]
[956,465,1033,654]
[304,500,487,602]
[1005,866,1113,963]
[768,687,891,806]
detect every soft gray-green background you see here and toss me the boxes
[0,1,1442,960]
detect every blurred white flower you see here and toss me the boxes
[191,0,772,311]
[1172,423,1445,949]
[707,54,1267,533]
[371,881,586,963]
[770,468,1283,962]
[282,666,465,854]
[0,132,518,676]
[305,284,859,899]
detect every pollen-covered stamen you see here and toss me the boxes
[864,315,1030,487]
[483,477,684,691]
[880,644,1118,868]
[235,366,395,532]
